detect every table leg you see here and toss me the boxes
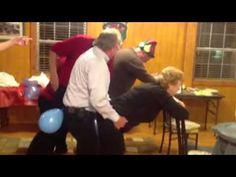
[204,101,209,130]
[215,100,220,125]
[0,108,9,128]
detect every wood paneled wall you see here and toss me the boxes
[88,22,187,73]
[0,22,235,125]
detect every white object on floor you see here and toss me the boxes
[188,150,211,155]
[125,137,158,153]
[132,137,145,142]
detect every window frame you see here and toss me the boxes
[36,22,87,72]
[194,22,236,82]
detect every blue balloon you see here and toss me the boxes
[39,108,64,134]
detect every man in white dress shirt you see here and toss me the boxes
[63,28,128,154]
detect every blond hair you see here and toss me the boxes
[156,66,184,89]
[93,28,122,51]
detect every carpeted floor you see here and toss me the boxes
[0,135,213,155]
[0,136,76,155]
[0,136,29,154]
[0,135,159,155]
[0,123,215,155]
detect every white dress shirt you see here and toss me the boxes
[63,46,120,122]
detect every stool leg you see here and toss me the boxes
[195,133,198,149]
[167,131,172,155]
[0,108,9,128]
[159,124,166,153]
[181,120,187,155]
[175,120,182,155]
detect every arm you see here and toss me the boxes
[0,36,32,52]
[49,35,93,90]
[49,36,77,91]
[49,50,59,91]
[173,96,186,108]
[88,60,127,129]
[162,96,189,120]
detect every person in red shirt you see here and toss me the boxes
[27,35,95,154]
[27,23,128,154]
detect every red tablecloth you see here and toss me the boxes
[0,86,38,108]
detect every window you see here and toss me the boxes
[194,22,236,80]
[37,22,87,71]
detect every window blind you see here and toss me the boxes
[37,22,87,71]
[195,22,236,80]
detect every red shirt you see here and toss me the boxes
[51,34,95,87]
[41,35,94,100]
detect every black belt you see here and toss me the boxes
[66,107,86,113]
[65,106,96,118]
